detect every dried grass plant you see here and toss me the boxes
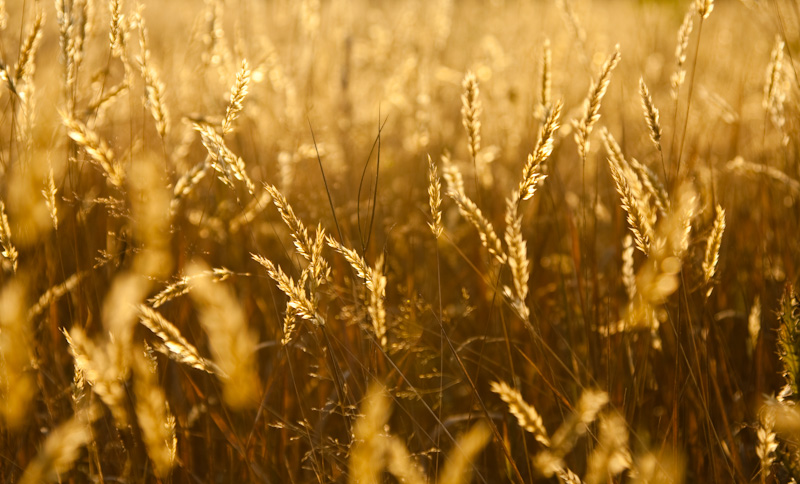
[2,0,798,481]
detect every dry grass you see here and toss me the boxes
[2,0,800,482]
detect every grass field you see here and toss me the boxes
[1,0,800,482]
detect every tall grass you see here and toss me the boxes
[0,0,799,482]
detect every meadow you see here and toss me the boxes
[1,0,799,482]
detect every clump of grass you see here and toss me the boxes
[0,0,797,481]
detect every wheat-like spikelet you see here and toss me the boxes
[778,285,800,397]
[756,405,778,484]
[504,194,530,321]
[148,266,236,307]
[138,304,219,374]
[696,0,714,18]
[622,234,636,303]
[438,421,492,484]
[222,58,251,135]
[442,156,507,264]
[188,261,260,409]
[727,156,800,195]
[603,135,655,255]
[132,349,177,478]
[490,380,550,446]
[109,0,125,56]
[0,281,34,428]
[0,1,6,30]
[14,4,45,84]
[82,0,97,39]
[150,273,193,308]
[55,0,85,115]
[28,270,87,321]
[449,188,507,264]
[628,157,669,216]
[0,200,18,273]
[427,154,443,239]
[440,151,464,193]
[520,100,561,201]
[461,71,482,162]
[0,63,17,96]
[764,36,785,110]
[638,78,662,152]
[42,164,58,230]
[70,352,87,412]
[18,407,98,484]
[665,183,697,260]
[604,128,664,216]
[279,306,300,347]
[702,205,725,295]
[63,115,124,187]
[137,12,170,139]
[763,36,788,138]
[585,413,632,484]
[749,296,761,357]
[557,468,584,484]
[671,5,695,99]
[540,38,552,114]
[325,238,388,349]
[368,255,388,350]
[64,327,130,426]
[573,45,621,161]
[194,122,255,194]
[251,253,321,341]
[193,123,255,189]
[264,183,329,285]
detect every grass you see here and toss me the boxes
[1,0,799,482]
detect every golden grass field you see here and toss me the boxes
[1,0,800,482]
